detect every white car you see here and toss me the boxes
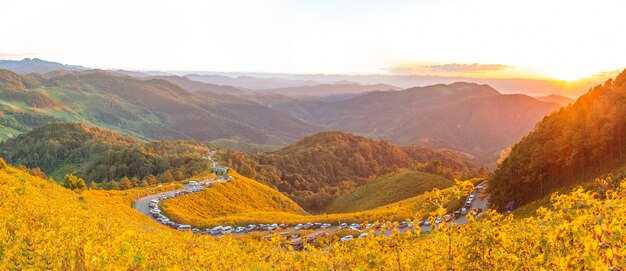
[177,225,191,231]
[320,223,331,229]
[358,233,368,239]
[435,217,443,224]
[340,235,354,242]
[338,223,348,229]
[210,226,223,235]
[235,226,246,233]
[221,226,234,234]
[424,220,431,226]
[294,224,303,230]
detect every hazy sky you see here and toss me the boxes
[2,0,625,81]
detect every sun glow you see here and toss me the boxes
[546,69,594,82]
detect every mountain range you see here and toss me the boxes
[0,69,316,146]
[255,82,561,163]
[0,58,86,74]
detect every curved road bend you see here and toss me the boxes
[133,181,488,236]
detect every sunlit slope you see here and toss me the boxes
[489,69,626,211]
[324,170,455,213]
[162,172,307,225]
[0,162,234,269]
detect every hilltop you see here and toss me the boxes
[223,131,485,211]
[488,69,626,211]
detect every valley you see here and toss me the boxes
[1,52,625,271]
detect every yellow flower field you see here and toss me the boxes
[1,160,625,270]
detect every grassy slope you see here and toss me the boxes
[324,170,455,213]
[162,171,307,226]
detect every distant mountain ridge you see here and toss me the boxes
[185,74,318,90]
[0,58,86,74]
[259,82,401,96]
[536,94,574,106]
[0,69,317,146]
[259,82,561,163]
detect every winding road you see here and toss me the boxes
[133,175,489,238]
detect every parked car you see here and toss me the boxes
[418,220,425,226]
[221,226,234,234]
[279,223,288,229]
[247,224,257,231]
[366,223,374,229]
[210,226,223,235]
[444,215,451,222]
[453,210,461,219]
[358,233,368,239]
[423,220,431,226]
[190,228,200,233]
[461,208,468,215]
[294,224,303,230]
[435,217,443,224]
[338,223,348,229]
[320,223,331,229]
[312,223,322,229]
[235,226,246,233]
[398,221,409,228]
[340,235,354,242]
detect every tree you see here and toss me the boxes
[62,174,86,191]
[89,181,98,190]
[173,170,185,181]
[141,180,149,187]
[145,175,157,186]
[159,170,174,183]
[120,176,132,190]
[130,177,139,188]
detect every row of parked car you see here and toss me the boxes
[148,182,215,231]
[148,181,487,238]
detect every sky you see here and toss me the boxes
[1,0,626,81]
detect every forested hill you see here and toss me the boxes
[223,131,486,211]
[0,69,316,146]
[0,122,212,187]
[488,69,626,211]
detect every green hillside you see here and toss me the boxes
[324,170,455,213]
[0,122,212,186]
[0,69,315,145]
